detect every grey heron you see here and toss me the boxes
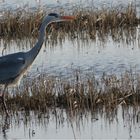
[0,13,75,116]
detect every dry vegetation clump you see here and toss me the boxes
[0,70,140,113]
[0,4,139,41]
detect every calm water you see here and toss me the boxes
[0,0,140,139]
[0,0,139,8]
[0,0,140,17]
[0,27,140,78]
[0,107,140,139]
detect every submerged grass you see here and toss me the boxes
[0,4,139,42]
[1,70,140,113]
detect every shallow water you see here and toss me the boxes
[0,107,140,139]
[0,33,140,139]
[0,27,140,139]
[0,27,140,78]
[0,0,140,17]
[0,0,139,8]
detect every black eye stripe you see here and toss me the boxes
[48,13,59,18]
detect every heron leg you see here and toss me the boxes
[1,85,9,117]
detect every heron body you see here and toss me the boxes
[0,13,75,116]
[0,37,43,86]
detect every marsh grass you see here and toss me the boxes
[0,4,140,114]
[0,4,139,42]
[0,70,140,113]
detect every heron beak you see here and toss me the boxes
[61,16,75,20]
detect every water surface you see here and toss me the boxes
[0,27,140,78]
[0,0,140,17]
[0,107,140,139]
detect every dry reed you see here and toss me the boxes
[0,4,139,41]
[0,70,140,113]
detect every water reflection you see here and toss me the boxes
[0,26,139,79]
[0,106,140,139]
[0,115,10,140]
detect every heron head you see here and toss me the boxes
[42,13,75,25]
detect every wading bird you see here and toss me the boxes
[0,13,75,116]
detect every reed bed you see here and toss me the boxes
[0,4,140,114]
[0,4,139,42]
[0,70,140,113]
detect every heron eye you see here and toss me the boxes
[48,13,59,18]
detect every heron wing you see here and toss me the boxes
[0,52,26,84]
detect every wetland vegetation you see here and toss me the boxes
[0,1,140,139]
[0,3,140,112]
[0,69,140,113]
[0,4,139,40]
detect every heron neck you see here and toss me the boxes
[27,22,47,64]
